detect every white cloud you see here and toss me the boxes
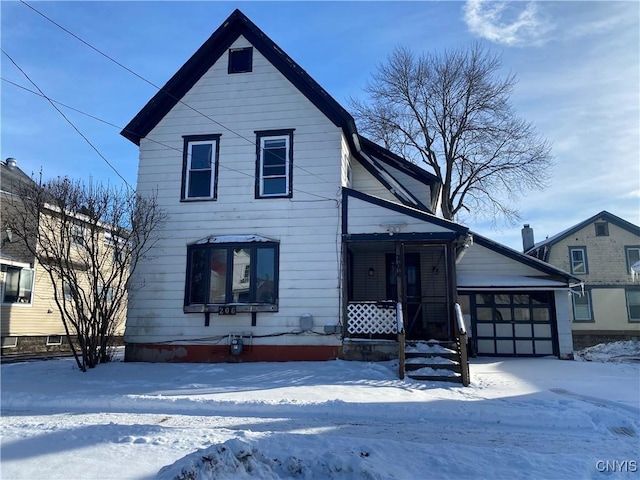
[463,0,552,46]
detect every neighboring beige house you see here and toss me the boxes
[1,158,126,357]
[525,211,640,348]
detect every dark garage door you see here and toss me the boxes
[465,292,557,356]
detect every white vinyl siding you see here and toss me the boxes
[128,36,343,346]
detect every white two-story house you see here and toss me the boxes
[121,9,581,372]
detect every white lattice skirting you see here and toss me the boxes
[347,302,397,335]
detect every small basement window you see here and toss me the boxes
[228,47,253,74]
[1,337,17,348]
[46,335,63,346]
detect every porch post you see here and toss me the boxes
[396,241,405,379]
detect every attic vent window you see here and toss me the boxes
[228,47,253,74]
[595,221,609,237]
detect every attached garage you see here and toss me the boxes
[458,291,557,356]
[456,235,582,358]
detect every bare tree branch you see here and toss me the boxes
[350,42,554,224]
[2,177,166,371]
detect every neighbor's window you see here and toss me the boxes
[71,222,85,246]
[626,247,640,274]
[594,222,609,237]
[185,242,278,311]
[572,291,592,321]
[181,134,221,200]
[2,266,34,304]
[569,247,588,274]
[228,47,253,74]
[626,289,640,322]
[255,130,294,198]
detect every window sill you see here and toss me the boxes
[180,198,217,202]
[184,303,278,314]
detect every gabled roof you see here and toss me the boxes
[526,211,640,260]
[121,8,357,146]
[471,232,582,285]
[121,9,443,214]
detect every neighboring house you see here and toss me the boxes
[0,158,126,356]
[526,211,640,349]
[120,9,581,375]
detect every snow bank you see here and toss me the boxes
[575,340,640,363]
[157,438,380,480]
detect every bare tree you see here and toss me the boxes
[350,43,553,224]
[3,177,165,371]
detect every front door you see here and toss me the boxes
[386,248,451,341]
[386,252,425,339]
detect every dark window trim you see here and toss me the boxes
[625,287,640,322]
[255,129,294,199]
[228,47,253,74]
[181,134,221,201]
[594,221,609,236]
[568,246,588,275]
[184,241,279,314]
[572,290,593,322]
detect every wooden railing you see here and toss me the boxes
[397,301,405,380]
[454,302,470,386]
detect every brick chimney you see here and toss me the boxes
[521,224,535,252]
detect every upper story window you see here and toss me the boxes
[255,129,294,198]
[594,221,609,236]
[569,246,588,274]
[228,47,253,74]
[71,222,85,246]
[181,135,220,201]
[2,265,34,304]
[572,291,592,321]
[185,241,279,313]
[626,246,640,274]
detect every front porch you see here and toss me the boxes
[344,241,456,342]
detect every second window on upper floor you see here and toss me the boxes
[626,246,640,275]
[569,246,588,274]
[255,130,294,198]
[182,135,221,201]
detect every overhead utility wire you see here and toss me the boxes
[19,0,337,190]
[1,49,134,191]
[2,77,335,203]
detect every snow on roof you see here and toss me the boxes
[191,234,278,245]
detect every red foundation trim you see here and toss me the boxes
[124,343,342,363]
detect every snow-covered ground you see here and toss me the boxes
[1,343,639,480]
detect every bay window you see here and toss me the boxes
[185,240,279,313]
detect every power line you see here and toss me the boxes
[18,0,337,189]
[1,49,134,191]
[2,77,337,203]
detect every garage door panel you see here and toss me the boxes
[496,340,514,354]
[495,323,512,337]
[535,340,553,355]
[476,323,494,337]
[516,340,534,354]
[534,324,552,337]
[477,339,495,354]
[514,324,532,338]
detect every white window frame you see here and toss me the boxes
[626,247,640,274]
[572,291,592,321]
[1,337,18,348]
[71,222,85,246]
[569,247,588,274]
[256,130,293,198]
[46,335,63,346]
[182,135,220,201]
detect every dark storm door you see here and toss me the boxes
[386,252,423,339]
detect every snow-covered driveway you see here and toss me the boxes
[1,355,638,479]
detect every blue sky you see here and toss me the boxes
[2,1,638,250]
